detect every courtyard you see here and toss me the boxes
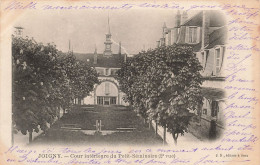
[31,105,163,146]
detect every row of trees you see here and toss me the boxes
[12,36,99,142]
[116,44,203,144]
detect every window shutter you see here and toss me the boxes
[196,27,200,43]
[185,26,189,43]
[219,46,225,76]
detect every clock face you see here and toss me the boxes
[106,45,110,49]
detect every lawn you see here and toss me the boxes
[32,105,163,146]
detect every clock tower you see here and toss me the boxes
[104,16,113,56]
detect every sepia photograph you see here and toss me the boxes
[1,0,259,164]
[11,9,226,146]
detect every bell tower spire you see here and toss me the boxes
[104,14,113,56]
[108,14,111,34]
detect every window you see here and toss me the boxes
[96,68,104,75]
[223,47,226,57]
[105,68,109,76]
[202,98,209,115]
[203,109,207,115]
[215,48,221,74]
[201,51,208,69]
[211,101,219,117]
[105,83,110,94]
[111,69,118,75]
[106,35,111,40]
[97,97,103,105]
[110,97,117,104]
[188,27,197,43]
[104,97,110,105]
[214,46,226,75]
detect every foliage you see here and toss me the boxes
[12,36,98,136]
[117,44,203,144]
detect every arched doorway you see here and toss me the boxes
[95,80,119,105]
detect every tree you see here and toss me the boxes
[12,36,98,143]
[117,44,203,145]
[58,53,99,105]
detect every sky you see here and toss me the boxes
[15,8,197,55]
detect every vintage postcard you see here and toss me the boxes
[0,0,260,164]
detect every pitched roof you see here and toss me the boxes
[206,26,227,49]
[201,87,225,100]
[94,54,124,68]
[182,11,203,27]
[182,11,226,27]
[73,53,124,68]
[192,42,202,52]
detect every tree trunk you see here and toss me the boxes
[172,132,179,146]
[148,121,151,129]
[163,126,166,145]
[29,131,32,143]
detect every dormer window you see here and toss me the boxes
[188,27,197,43]
[214,46,225,75]
[105,68,109,76]
[215,48,221,74]
[201,50,208,69]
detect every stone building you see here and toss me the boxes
[157,10,227,140]
[75,17,128,106]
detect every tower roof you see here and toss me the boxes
[94,44,97,54]
[163,22,167,28]
[107,14,111,34]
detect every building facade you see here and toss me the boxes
[76,18,128,106]
[157,10,227,140]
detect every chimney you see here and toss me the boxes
[94,45,97,64]
[181,11,188,25]
[162,22,168,38]
[163,22,167,32]
[160,38,165,46]
[156,41,160,48]
[201,11,210,50]
[14,26,24,38]
[124,53,127,63]
[175,10,181,27]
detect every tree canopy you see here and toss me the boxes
[117,44,203,144]
[12,36,99,140]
